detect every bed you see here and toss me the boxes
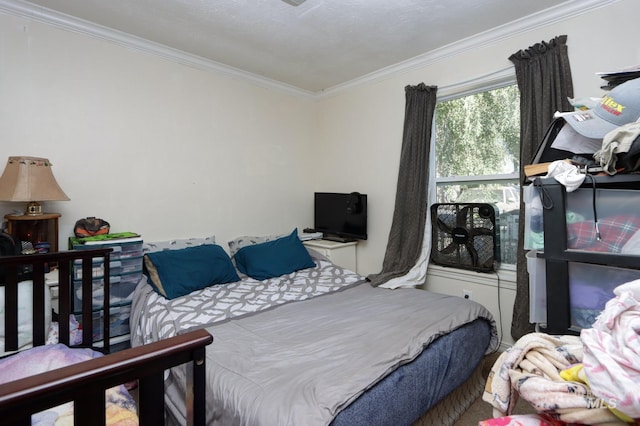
[130,230,498,426]
[0,248,213,425]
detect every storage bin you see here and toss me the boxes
[89,305,131,341]
[72,257,106,280]
[565,188,640,254]
[523,185,544,250]
[108,242,143,260]
[527,257,640,329]
[118,257,143,274]
[73,257,142,279]
[111,273,142,306]
[74,273,141,309]
[568,262,640,329]
[526,184,640,254]
[526,250,546,323]
[70,239,143,260]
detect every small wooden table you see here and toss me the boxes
[4,213,61,252]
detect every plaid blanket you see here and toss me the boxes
[567,215,640,252]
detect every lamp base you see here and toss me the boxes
[26,201,43,216]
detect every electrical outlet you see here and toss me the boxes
[463,290,472,300]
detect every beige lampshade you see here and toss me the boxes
[0,156,69,215]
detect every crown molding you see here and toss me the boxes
[0,0,621,100]
[0,0,317,99]
[318,0,620,98]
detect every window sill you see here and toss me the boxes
[426,263,516,290]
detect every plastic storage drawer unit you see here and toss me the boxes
[69,236,143,347]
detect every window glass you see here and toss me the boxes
[434,85,520,267]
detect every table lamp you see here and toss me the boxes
[0,156,69,215]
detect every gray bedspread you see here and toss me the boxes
[167,282,496,426]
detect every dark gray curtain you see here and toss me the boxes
[368,83,437,287]
[509,35,574,339]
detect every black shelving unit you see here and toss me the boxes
[532,174,640,334]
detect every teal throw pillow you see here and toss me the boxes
[144,244,239,299]
[234,229,315,280]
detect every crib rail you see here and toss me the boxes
[1,249,114,352]
[0,328,213,425]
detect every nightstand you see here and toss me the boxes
[303,239,358,272]
[5,213,60,252]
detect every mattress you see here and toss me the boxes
[130,259,497,425]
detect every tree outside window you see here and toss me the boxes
[435,84,520,266]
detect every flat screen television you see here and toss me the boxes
[314,192,367,242]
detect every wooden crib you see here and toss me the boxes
[0,249,212,425]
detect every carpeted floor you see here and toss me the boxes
[450,351,536,426]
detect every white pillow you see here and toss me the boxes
[0,280,52,355]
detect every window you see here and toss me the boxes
[434,84,520,266]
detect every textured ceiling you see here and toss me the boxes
[8,0,581,93]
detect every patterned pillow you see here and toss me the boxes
[228,233,284,257]
[142,236,215,254]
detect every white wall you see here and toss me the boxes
[1,0,639,343]
[0,12,319,249]
[313,0,640,344]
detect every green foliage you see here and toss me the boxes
[435,85,520,178]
